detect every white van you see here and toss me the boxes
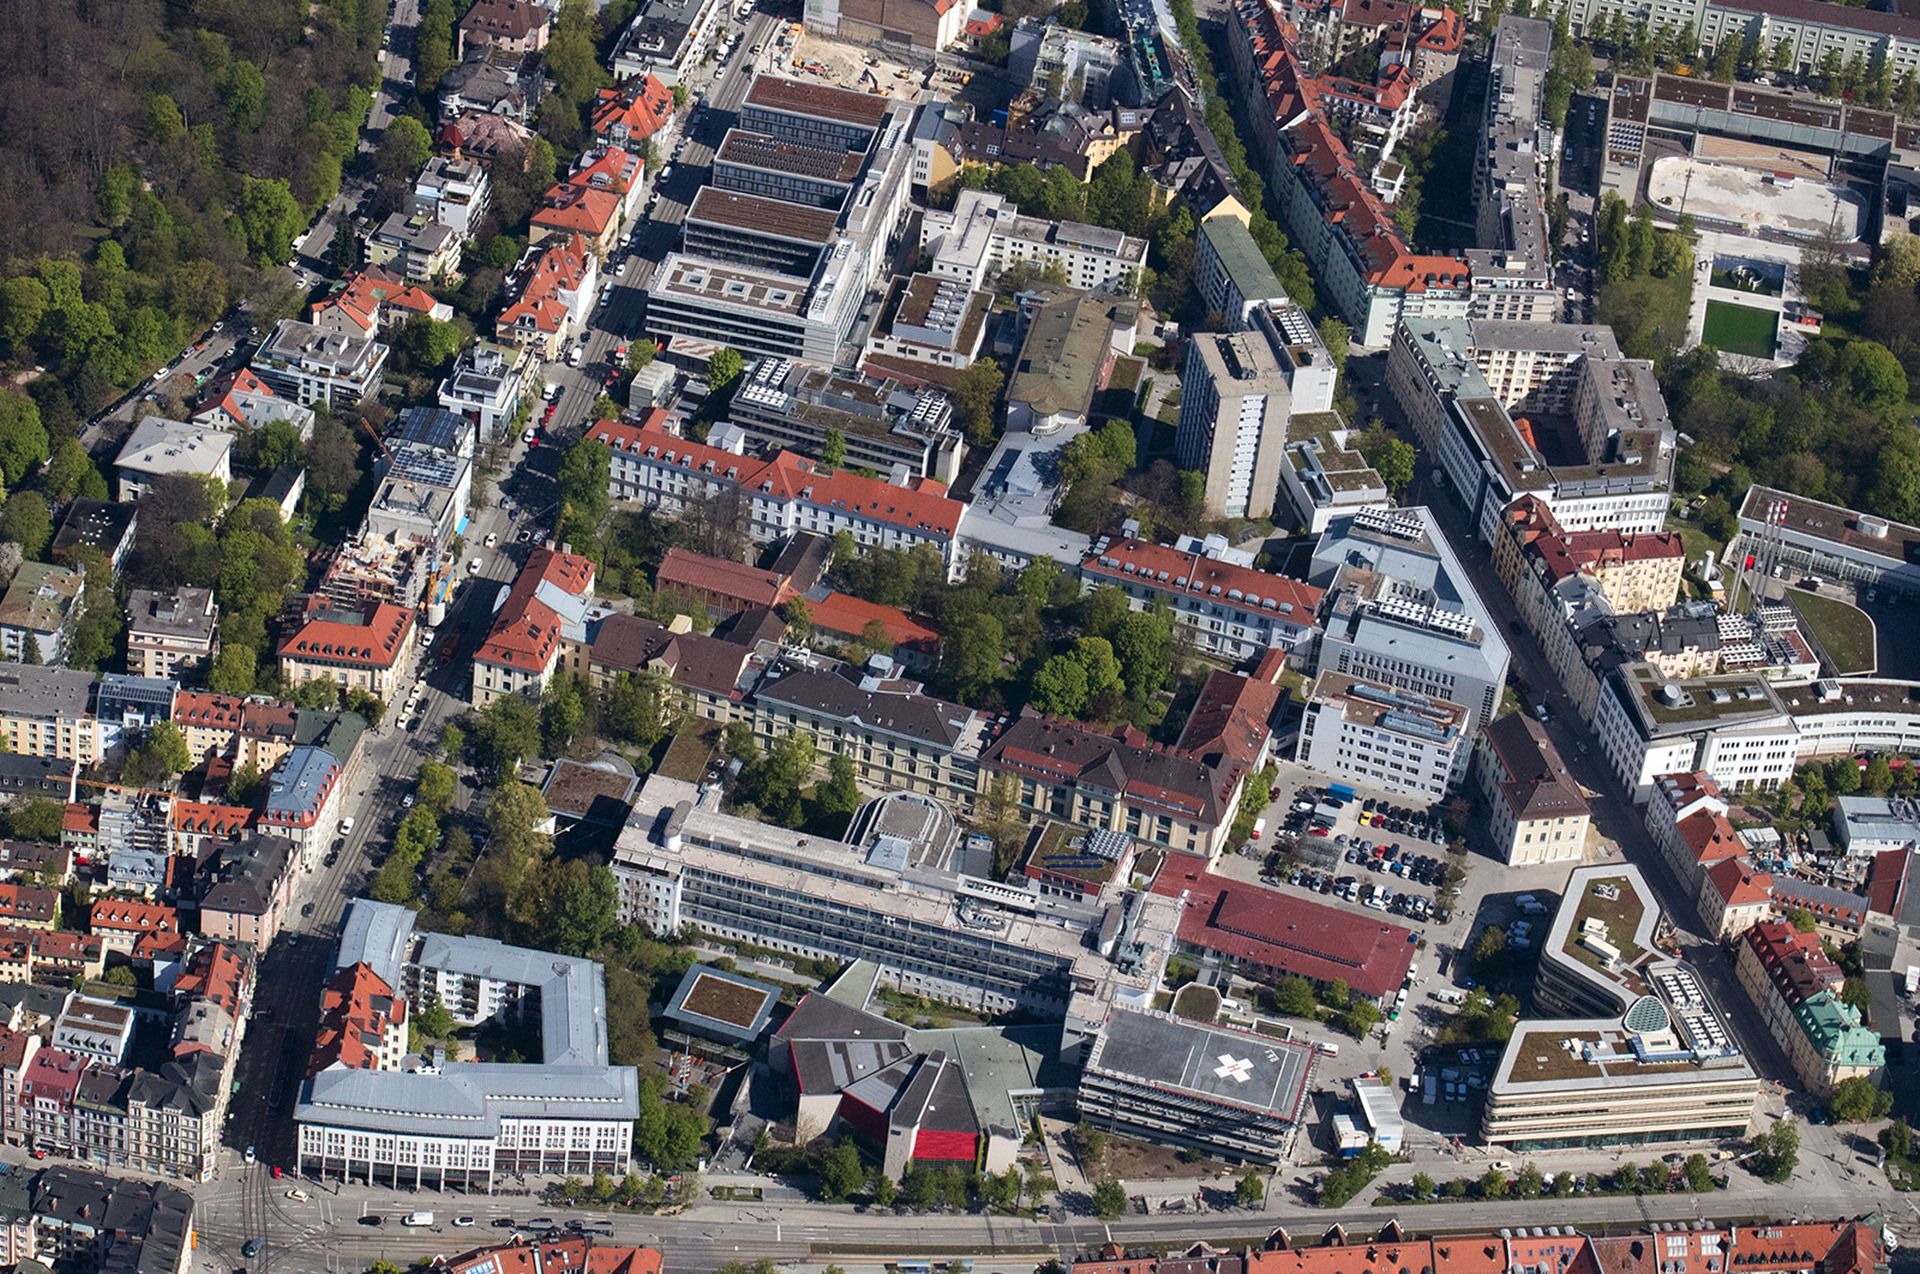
[1315,1040,1341,1057]
[403,1211,435,1227]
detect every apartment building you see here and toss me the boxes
[496,234,599,360]
[609,0,727,83]
[259,746,349,870]
[1295,672,1470,800]
[1493,495,1685,618]
[1484,864,1759,1149]
[1476,712,1591,865]
[472,549,597,706]
[250,320,389,409]
[1735,920,1882,1094]
[438,342,527,441]
[411,155,491,239]
[124,589,217,681]
[365,212,462,284]
[0,563,85,667]
[920,189,1147,294]
[1194,211,1291,328]
[0,667,106,766]
[198,833,296,947]
[1467,17,1557,325]
[298,900,640,1189]
[114,417,235,505]
[278,601,417,701]
[1079,535,1323,663]
[1308,506,1511,730]
[192,366,316,438]
[308,266,450,342]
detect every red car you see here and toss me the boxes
[29,1149,47,1160]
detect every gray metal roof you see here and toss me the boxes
[1084,1008,1314,1122]
[334,898,416,989]
[297,1062,641,1137]
[409,930,609,1068]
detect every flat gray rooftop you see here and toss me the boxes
[1087,1008,1313,1119]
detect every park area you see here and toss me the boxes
[1702,301,1779,359]
[1786,588,1877,675]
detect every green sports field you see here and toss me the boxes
[1701,301,1779,358]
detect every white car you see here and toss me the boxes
[338,817,356,836]
[286,1189,311,1202]
[484,532,499,548]
[469,557,483,574]
[522,428,537,444]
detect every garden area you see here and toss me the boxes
[1786,587,1878,675]
[1702,300,1780,359]
[1710,257,1786,297]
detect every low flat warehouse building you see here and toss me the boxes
[1078,1007,1315,1165]
[1483,863,1759,1150]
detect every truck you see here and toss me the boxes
[1328,782,1357,803]
[1251,817,1267,840]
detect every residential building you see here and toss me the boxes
[473,549,597,706]
[0,1027,39,1144]
[1078,1007,1314,1164]
[297,900,641,1187]
[1466,18,1558,325]
[125,1053,224,1182]
[86,902,179,958]
[250,320,389,409]
[1308,506,1511,730]
[365,212,462,285]
[0,666,105,766]
[1697,854,1776,939]
[727,358,965,483]
[1079,535,1323,663]
[609,0,728,83]
[590,415,964,568]
[1592,663,1797,800]
[496,234,599,360]
[437,342,527,441]
[1735,920,1883,1094]
[124,589,217,681]
[1475,712,1590,865]
[438,46,542,122]
[1295,672,1470,800]
[0,563,85,666]
[260,746,348,870]
[30,1167,195,1274]
[920,189,1147,294]
[309,267,450,341]
[52,999,134,1067]
[530,147,645,258]
[654,548,798,623]
[113,418,234,504]
[805,591,940,669]
[198,833,295,947]
[613,776,1175,1026]
[279,602,417,701]
[590,76,675,149]
[455,0,551,58]
[1483,863,1759,1149]
[191,367,316,438]
[1492,495,1686,627]
[1194,211,1290,328]
[412,156,491,239]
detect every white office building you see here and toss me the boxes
[920,189,1147,294]
[1295,671,1471,800]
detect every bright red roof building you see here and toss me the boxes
[476,548,596,677]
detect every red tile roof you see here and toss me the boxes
[1152,854,1416,997]
[0,884,56,926]
[1174,670,1279,770]
[444,1238,662,1274]
[173,691,247,733]
[500,234,594,336]
[1704,855,1773,908]
[806,591,940,655]
[1676,809,1744,868]
[88,900,179,937]
[592,77,675,142]
[656,547,793,611]
[530,151,642,241]
[1082,537,1323,620]
[311,961,406,1076]
[312,267,442,335]
[63,804,97,836]
[476,548,596,674]
[175,942,249,1016]
[280,603,414,670]
[173,802,253,839]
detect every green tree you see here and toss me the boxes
[1234,1169,1265,1207]
[1274,975,1320,1019]
[0,493,53,560]
[550,863,619,956]
[820,427,847,467]
[1410,1172,1435,1199]
[1683,1153,1715,1193]
[627,339,659,370]
[472,695,541,775]
[814,754,861,821]
[1357,423,1416,494]
[1826,1075,1893,1123]
[400,315,464,373]
[145,721,192,777]
[820,1142,866,1202]
[415,993,455,1041]
[1517,1162,1544,1198]
[707,347,746,394]
[235,177,305,266]
[1030,652,1090,717]
[1751,1118,1800,1183]
[1091,1179,1127,1219]
[951,359,1004,446]
[1839,339,1908,412]
[0,394,49,489]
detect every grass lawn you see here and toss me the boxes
[1701,300,1779,358]
[1786,588,1878,675]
